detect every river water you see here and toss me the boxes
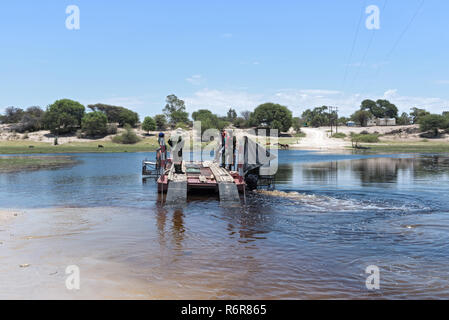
[0,150,448,299]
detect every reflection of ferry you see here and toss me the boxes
[142,131,276,203]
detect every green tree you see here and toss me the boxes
[410,107,430,124]
[44,99,85,134]
[81,111,108,136]
[240,111,251,121]
[361,99,384,118]
[2,107,25,123]
[227,108,237,122]
[163,94,189,128]
[377,99,399,119]
[397,112,411,125]
[118,109,139,127]
[251,103,293,133]
[11,106,45,133]
[301,106,330,127]
[292,117,303,132]
[192,109,226,133]
[419,114,445,137]
[142,116,156,133]
[88,104,139,127]
[351,110,372,127]
[361,99,398,119]
[154,114,167,131]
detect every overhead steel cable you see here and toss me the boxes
[342,0,367,91]
[360,0,426,96]
[350,0,389,91]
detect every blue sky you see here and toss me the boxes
[1,0,448,118]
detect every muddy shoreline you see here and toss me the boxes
[0,156,79,173]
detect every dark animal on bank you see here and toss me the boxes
[29,146,34,149]
[276,143,289,150]
[98,145,104,149]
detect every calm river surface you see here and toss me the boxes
[1,150,449,299]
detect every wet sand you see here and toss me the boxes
[0,206,265,300]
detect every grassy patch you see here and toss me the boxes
[0,156,78,173]
[351,133,380,143]
[0,137,160,154]
[294,132,306,138]
[363,141,449,153]
[332,132,347,139]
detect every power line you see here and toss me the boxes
[342,0,367,91]
[350,0,389,91]
[360,0,425,97]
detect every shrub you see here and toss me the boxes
[351,133,380,143]
[112,124,141,144]
[294,131,306,138]
[419,114,445,137]
[81,111,108,137]
[332,132,347,139]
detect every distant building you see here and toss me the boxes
[367,118,377,126]
[346,121,356,127]
[376,118,396,126]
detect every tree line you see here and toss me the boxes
[1,96,448,139]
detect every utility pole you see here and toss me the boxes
[329,106,339,136]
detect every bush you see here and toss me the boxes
[294,131,306,138]
[81,112,108,137]
[332,132,347,139]
[419,114,445,137]
[112,124,141,144]
[351,133,380,143]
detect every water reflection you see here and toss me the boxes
[2,152,449,299]
[298,156,449,187]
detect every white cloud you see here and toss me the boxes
[183,88,449,117]
[184,89,264,114]
[381,89,449,114]
[186,75,204,86]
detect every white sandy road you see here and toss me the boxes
[293,127,350,150]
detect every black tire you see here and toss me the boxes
[246,174,258,190]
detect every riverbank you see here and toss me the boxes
[0,139,160,154]
[0,156,79,173]
[362,141,449,154]
[1,126,448,155]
